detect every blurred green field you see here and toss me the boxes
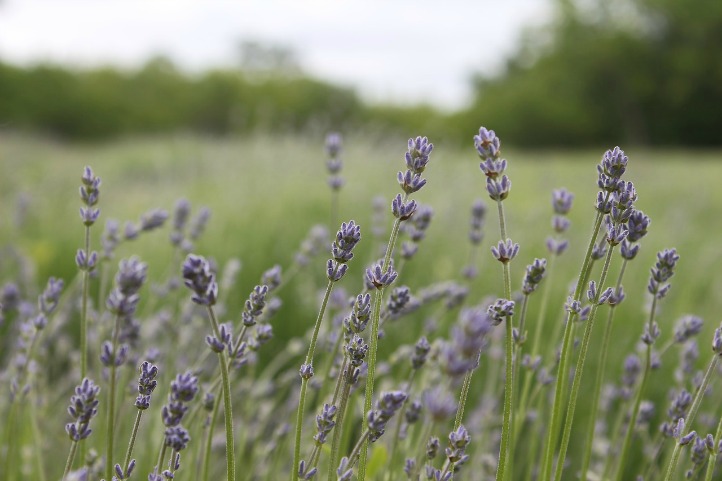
[2,133,722,477]
[2,133,722,345]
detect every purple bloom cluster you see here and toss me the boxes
[79,166,101,226]
[182,254,218,306]
[647,248,680,299]
[367,390,408,442]
[475,127,511,201]
[325,132,344,191]
[327,220,362,282]
[547,188,574,256]
[65,378,101,442]
[134,361,159,410]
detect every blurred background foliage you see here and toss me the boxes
[1,0,721,146]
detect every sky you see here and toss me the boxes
[0,0,551,109]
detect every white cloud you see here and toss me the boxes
[0,0,550,108]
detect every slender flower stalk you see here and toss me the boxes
[554,178,637,481]
[62,378,100,480]
[541,147,628,480]
[358,136,432,481]
[579,210,648,480]
[102,257,147,480]
[325,132,344,230]
[181,255,233,481]
[515,188,572,440]
[292,221,361,481]
[703,406,722,481]
[78,166,101,379]
[473,126,517,481]
[614,248,679,481]
[120,361,158,476]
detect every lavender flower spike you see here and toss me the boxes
[65,378,101,441]
[405,136,433,173]
[181,254,218,306]
[488,298,515,326]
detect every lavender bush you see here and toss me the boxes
[1,130,721,481]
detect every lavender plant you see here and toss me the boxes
[2,130,720,481]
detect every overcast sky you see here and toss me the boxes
[0,0,551,109]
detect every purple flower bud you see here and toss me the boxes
[337,457,353,481]
[552,188,574,215]
[327,176,344,191]
[491,238,520,263]
[76,249,99,272]
[325,132,343,157]
[181,254,218,306]
[164,425,190,451]
[680,431,697,446]
[479,157,508,179]
[626,209,651,242]
[406,136,433,174]
[488,298,515,326]
[620,239,640,260]
[486,175,512,201]
[474,127,501,160]
[598,146,628,180]
[391,194,417,220]
[299,363,314,380]
[674,315,703,343]
[366,262,398,289]
[607,286,625,306]
[641,321,661,345]
[522,258,547,295]
[140,209,168,232]
[326,260,348,282]
[546,237,569,256]
[606,222,628,246]
[397,170,427,194]
[79,207,101,226]
[65,378,100,441]
[713,327,722,355]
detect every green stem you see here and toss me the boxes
[454,369,474,431]
[496,199,514,481]
[614,293,658,481]
[554,243,615,481]
[62,441,78,481]
[386,369,417,481]
[579,258,628,481]
[80,225,90,379]
[106,313,123,481]
[122,410,143,475]
[207,306,235,481]
[663,354,720,481]
[509,293,533,459]
[202,395,221,481]
[328,369,353,481]
[541,206,605,480]
[526,252,556,363]
[358,214,404,481]
[703,410,722,481]
[292,278,336,481]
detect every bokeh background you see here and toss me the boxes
[1,0,721,146]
